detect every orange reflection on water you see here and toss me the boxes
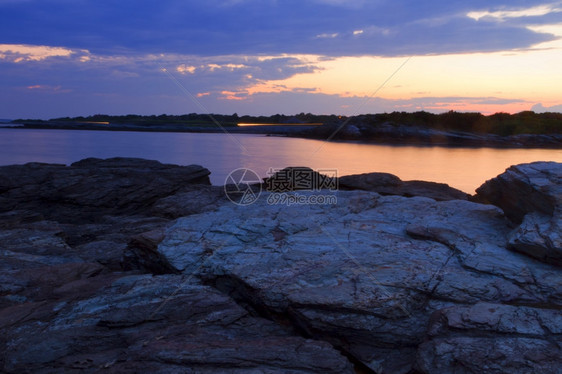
[236,136,562,193]
[237,123,323,127]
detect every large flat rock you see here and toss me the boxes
[152,190,562,373]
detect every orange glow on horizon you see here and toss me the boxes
[237,123,323,127]
[236,28,562,114]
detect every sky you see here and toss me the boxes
[0,0,562,119]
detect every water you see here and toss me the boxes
[1,128,561,193]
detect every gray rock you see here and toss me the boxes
[153,190,562,373]
[476,162,562,265]
[0,221,81,271]
[3,159,561,373]
[0,158,218,274]
[418,303,562,373]
[0,262,114,309]
[74,240,128,270]
[0,275,353,373]
[476,161,561,222]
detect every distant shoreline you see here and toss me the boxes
[4,121,561,149]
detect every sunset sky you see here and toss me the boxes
[1,0,561,119]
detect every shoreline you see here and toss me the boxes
[4,121,562,149]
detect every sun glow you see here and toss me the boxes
[240,34,562,113]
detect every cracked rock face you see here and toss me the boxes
[1,275,352,373]
[2,159,562,373]
[418,302,562,373]
[153,190,562,373]
[0,158,354,373]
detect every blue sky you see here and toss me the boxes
[1,0,561,118]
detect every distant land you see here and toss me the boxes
[8,110,562,148]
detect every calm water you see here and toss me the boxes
[1,128,561,193]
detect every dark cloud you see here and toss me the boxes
[0,0,557,56]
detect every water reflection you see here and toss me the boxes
[1,129,560,193]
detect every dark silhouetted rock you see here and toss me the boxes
[0,157,211,221]
[339,172,469,201]
[0,158,222,273]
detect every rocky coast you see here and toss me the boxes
[0,157,561,373]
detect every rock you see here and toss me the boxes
[0,221,81,271]
[418,303,562,373]
[123,228,179,274]
[399,180,470,200]
[2,159,561,373]
[0,157,211,221]
[0,214,170,272]
[0,274,353,373]
[0,210,44,229]
[339,172,402,190]
[152,190,562,373]
[339,172,469,201]
[0,262,114,309]
[0,158,217,274]
[475,162,560,222]
[74,240,128,270]
[476,162,562,266]
[151,185,227,218]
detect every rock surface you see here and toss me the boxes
[418,302,562,373]
[0,157,211,222]
[0,275,352,373]
[2,158,562,373]
[0,158,218,272]
[152,189,562,373]
[476,162,562,266]
[339,172,469,201]
[0,158,353,373]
